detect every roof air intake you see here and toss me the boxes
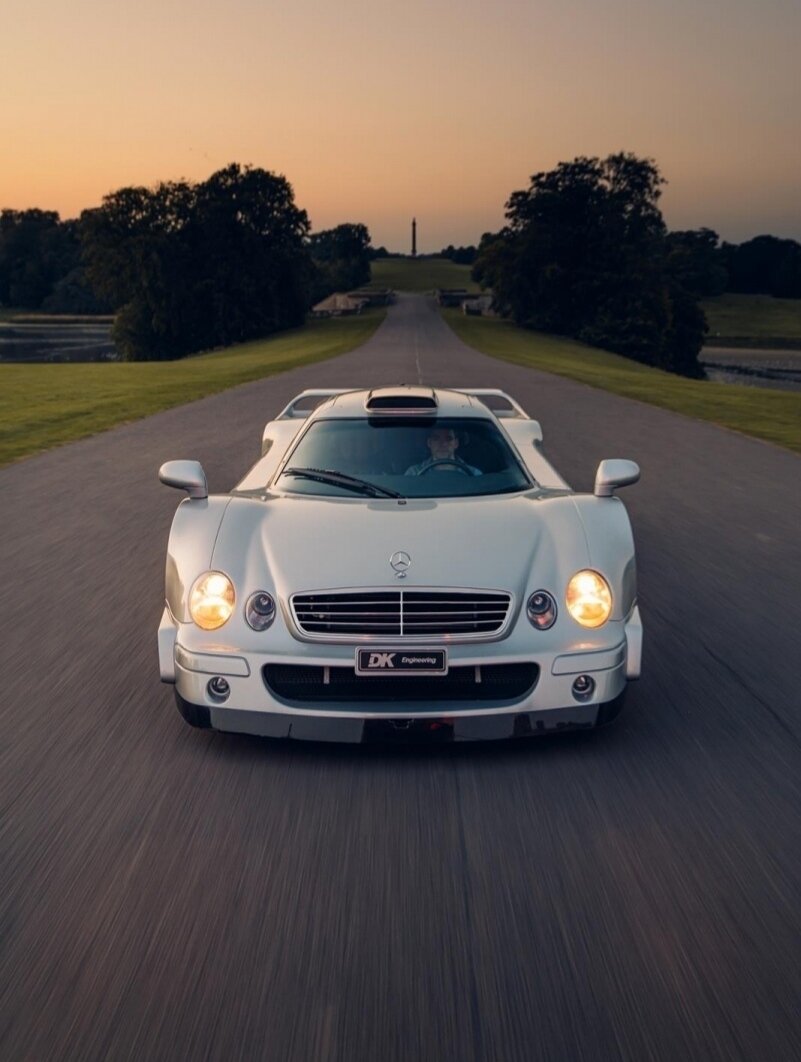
[365,387,438,414]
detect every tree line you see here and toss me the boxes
[0,164,371,360]
[470,153,801,377]
[2,155,800,370]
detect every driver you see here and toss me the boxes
[405,427,481,476]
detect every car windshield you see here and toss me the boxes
[275,417,533,498]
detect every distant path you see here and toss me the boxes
[2,294,800,1061]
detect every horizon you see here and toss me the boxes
[3,165,800,253]
[2,0,799,251]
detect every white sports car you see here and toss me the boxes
[158,386,642,741]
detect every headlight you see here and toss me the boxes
[189,571,235,630]
[526,590,557,630]
[566,570,612,628]
[245,591,276,631]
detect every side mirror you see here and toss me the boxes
[594,459,640,498]
[159,460,208,500]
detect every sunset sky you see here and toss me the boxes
[2,0,799,251]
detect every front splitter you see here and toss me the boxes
[175,690,627,742]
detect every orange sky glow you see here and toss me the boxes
[2,0,799,250]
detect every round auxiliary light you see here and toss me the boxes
[245,591,276,631]
[572,674,595,701]
[526,590,557,630]
[566,570,612,629]
[207,676,230,701]
[189,571,235,630]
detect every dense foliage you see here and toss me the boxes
[439,244,477,265]
[309,223,372,300]
[472,154,707,376]
[720,235,801,298]
[0,210,107,311]
[665,228,728,297]
[81,165,313,360]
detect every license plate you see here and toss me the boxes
[355,648,448,676]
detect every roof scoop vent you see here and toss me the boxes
[365,387,438,414]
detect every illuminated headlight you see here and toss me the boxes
[566,570,612,628]
[245,591,276,631]
[527,590,557,630]
[189,571,235,630]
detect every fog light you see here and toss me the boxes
[572,674,595,701]
[207,676,230,702]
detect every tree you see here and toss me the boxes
[81,164,312,360]
[665,228,728,297]
[721,235,801,298]
[0,209,81,308]
[41,267,112,314]
[309,223,372,298]
[473,153,706,377]
[440,244,477,265]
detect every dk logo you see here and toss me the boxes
[367,652,396,668]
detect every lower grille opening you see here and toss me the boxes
[263,663,539,704]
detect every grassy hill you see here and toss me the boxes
[0,310,384,466]
[370,257,480,293]
[701,294,801,348]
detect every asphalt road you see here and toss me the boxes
[2,296,800,1061]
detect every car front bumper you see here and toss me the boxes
[158,605,642,741]
[174,689,627,741]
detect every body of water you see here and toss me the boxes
[700,346,801,392]
[0,321,117,362]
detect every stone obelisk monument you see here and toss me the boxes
[411,217,417,258]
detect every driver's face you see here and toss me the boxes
[427,429,458,459]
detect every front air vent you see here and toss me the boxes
[263,663,539,704]
[290,589,513,641]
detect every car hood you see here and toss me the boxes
[212,491,590,606]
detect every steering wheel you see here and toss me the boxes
[419,459,471,476]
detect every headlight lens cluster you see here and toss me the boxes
[189,572,276,632]
[528,571,613,631]
[245,591,276,631]
[189,571,235,630]
[566,570,612,628]
[526,591,557,630]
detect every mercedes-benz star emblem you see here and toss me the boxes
[390,551,411,579]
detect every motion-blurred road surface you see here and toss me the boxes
[2,296,800,1060]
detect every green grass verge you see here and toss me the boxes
[702,293,801,348]
[0,310,385,466]
[370,257,480,293]
[443,310,801,454]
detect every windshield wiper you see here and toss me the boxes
[281,467,403,499]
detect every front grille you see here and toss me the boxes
[263,663,539,704]
[291,589,512,639]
